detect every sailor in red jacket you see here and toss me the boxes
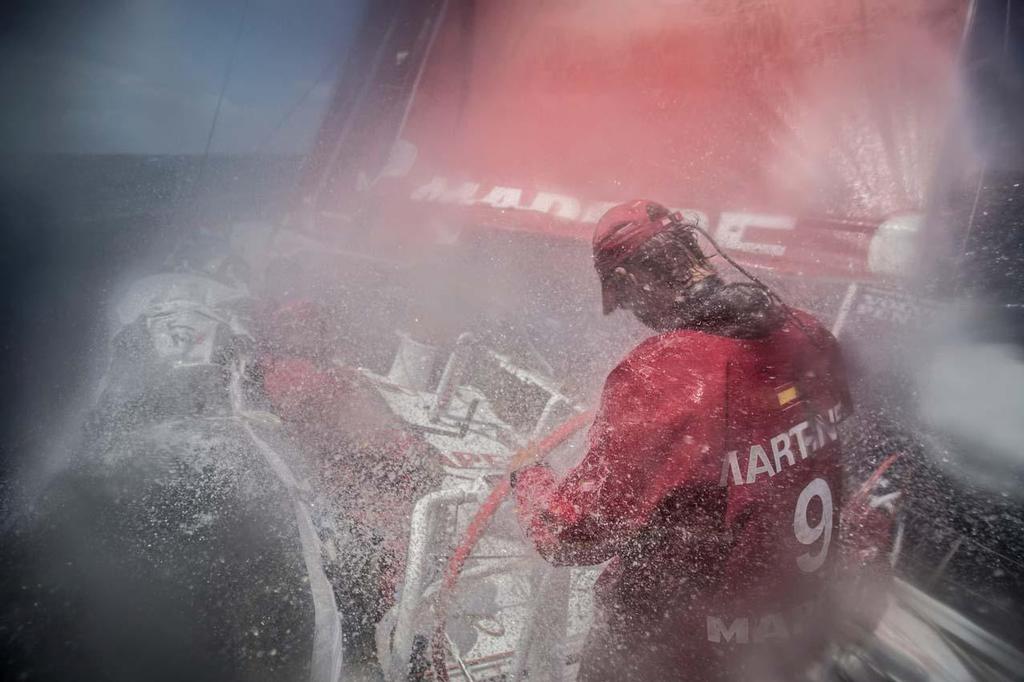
[512,200,852,681]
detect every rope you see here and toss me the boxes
[255,53,342,154]
[192,0,252,202]
[429,411,593,682]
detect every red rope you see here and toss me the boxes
[848,451,902,512]
[429,411,593,680]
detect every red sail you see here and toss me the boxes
[342,0,967,279]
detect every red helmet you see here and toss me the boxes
[593,199,678,314]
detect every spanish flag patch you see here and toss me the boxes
[776,383,799,407]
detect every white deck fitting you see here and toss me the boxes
[360,349,599,680]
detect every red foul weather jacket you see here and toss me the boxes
[514,308,851,680]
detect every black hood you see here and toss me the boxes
[679,278,785,339]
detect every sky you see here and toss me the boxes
[0,0,367,154]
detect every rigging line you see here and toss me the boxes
[192,0,252,202]
[389,0,449,154]
[311,12,402,204]
[955,0,1007,295]
[255,52,342,155]
[916,0,978,295]
[1004,0,1012,57]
